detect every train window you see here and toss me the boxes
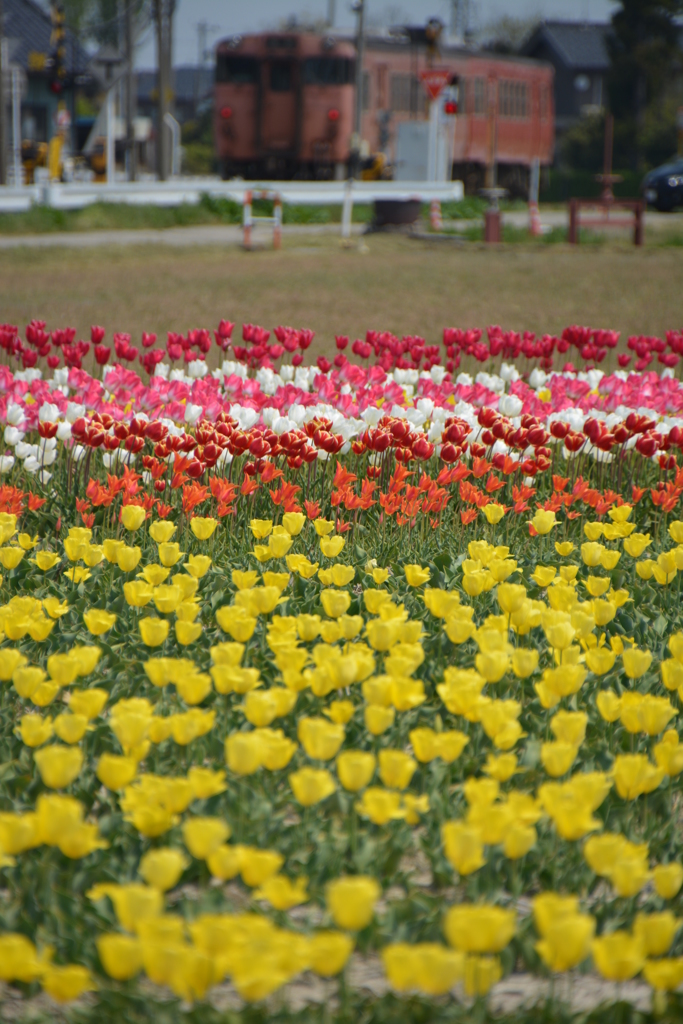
[266,36,297,49]
[270,61,292,91]
[473,78,485,116]
[362,71,370,110]
[216,55,259,85]
[303,57,354,86]
[499,80,529,119]
[390,74,411,112]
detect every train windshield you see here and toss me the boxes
[216,55,259,85]
[303,57,354,86]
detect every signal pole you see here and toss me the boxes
[350,0,365,179]
[125,0,136,180]
[154,0,174,181]
[0,0,6,185]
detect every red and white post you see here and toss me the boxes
[430,198,443,231]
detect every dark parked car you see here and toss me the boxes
[642,158,683,212]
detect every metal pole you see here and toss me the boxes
[11,65,20,186]
[106,86,115,185]
[163,110,179,175]
[125,0,136,180]
[155,0,169,180]
[327,0,336,27]
[0,0,7,186]
[427,97,438,182]
[350,0,365,179]
[341,177,353,240]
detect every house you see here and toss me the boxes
[521,21,609,136]
[2,0,91,149]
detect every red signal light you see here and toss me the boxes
[220,106,233,120]
[444,101,458,115]
[327,108,340,121]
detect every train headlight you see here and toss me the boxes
[220,106,233,120]
[327,108,340,122]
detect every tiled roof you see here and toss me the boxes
[523,21,610,71]
[4,0,90,76]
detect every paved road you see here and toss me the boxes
[0,210,679,249]
[0,222,366,249]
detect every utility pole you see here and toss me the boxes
[327,0,336,28]
[0,0,6,186]
[154,0,173,180]
[350,0,365,179]
[125,0,136,180]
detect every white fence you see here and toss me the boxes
[0,177,464,214]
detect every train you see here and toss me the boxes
[213,30,554,192]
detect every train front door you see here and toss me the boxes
[261,60,298,172]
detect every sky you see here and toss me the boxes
[134,0,620,68]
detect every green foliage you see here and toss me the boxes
[607,0,683,166]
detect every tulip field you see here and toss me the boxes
[4,318,683,1022]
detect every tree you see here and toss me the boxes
[61,0,150,49]
[478,15,540,55]
[607,0,683,166]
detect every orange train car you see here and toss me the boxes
[213,31,554,190]
[214,33,355,180]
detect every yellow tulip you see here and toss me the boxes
[320,535,345,558]
[443,904,516,953]
[336,751,376,791]
[17,714,53,747]
[404,563,431,587]
[531,510,557,535]
[41,964,95,1003]
[225,732,263,775]
[33,551,61,571]
[116,545,142,572]
[282,511,305,535]
[654,864,683,900]
[34,745,83,788]
[250,518,273,539]
[190,516,217,540]
[622,646,653,679]
[158,542,184,567]
[613,754,664,799]
[441,821,486,876]
[483,753,518,781]
[288,767,336,806]
[182,817,231,860]
[541,741,579,777]
[555,541,575,556]
[83,608,116,636]
[139,617,170,647]
[150,520,176,543]
[308,931,354,976]
[298,717,344,760]
[318,588,350,619]
[96,933,144,980]
[592,932,645,982]
[255,874,308,910]
[96,753,138,790]
[121,505,147,531]
[326,875,380,931]
[53,713,89,744]
[355,786,405,825]
[378,749,417,790]
[364,704,395,735]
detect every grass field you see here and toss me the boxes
[0,235,681,353]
